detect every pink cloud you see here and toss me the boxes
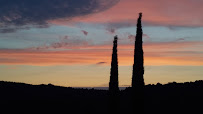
[49,0,203,27]
[0,40,203,66]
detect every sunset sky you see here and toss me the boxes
[0,0,203,87]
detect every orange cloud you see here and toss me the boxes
[0,41,203,66]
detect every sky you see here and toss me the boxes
[0,0,203,87]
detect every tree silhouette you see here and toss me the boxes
[131,13,145,113]
[109,35,119,94]
[132,13,145,90]
[108,35,120,114]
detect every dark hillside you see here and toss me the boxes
[0,80,202,114]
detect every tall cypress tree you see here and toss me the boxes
[131,13,145,114]
[108,35,119,114]
[109,35,119,94]
[132,13,145,90]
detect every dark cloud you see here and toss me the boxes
[33,35,91,50]
[128,34,135,41]
[0,0,120,33]
[81,30,88,36]
[143,34,150,39]
[106,28,116,34]
[127,33,150,41]
[0,28,17,33]
[176,38,185,41]
[175,37,192,42]
[96,62,107,65]
[0,24,49,33]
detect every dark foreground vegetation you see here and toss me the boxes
[0,80,202,114]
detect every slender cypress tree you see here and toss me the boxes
[132,13,145,90]
[131,13,145,114]
[109,35,119,94]
[108,35,119,114]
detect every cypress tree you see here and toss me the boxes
[108,35,119,114]
[131,13,145,113]
[132,13,145,90]
[109,35,119,95]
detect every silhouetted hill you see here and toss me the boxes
[122,80,203,114]
[0,80,202,114]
